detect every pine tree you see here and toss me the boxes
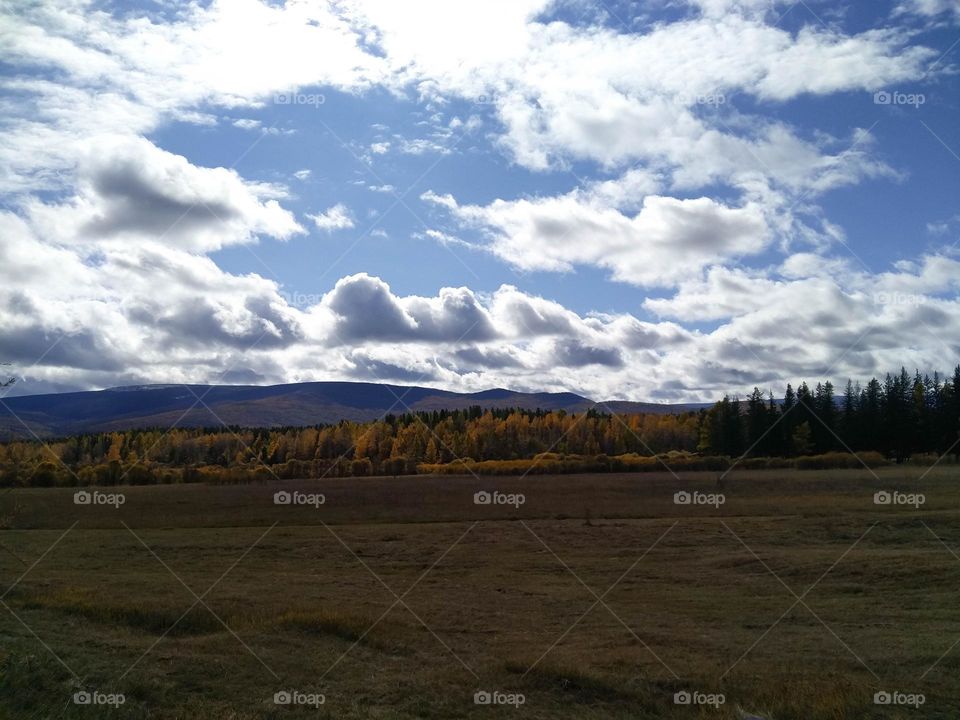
[791,422,814,455]
[746,387,768,455]
[842,379,857,448]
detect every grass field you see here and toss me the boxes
[1,466,958,718]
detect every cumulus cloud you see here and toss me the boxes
[379,11,932,190]
[2,241,959,402]
[307,203,355,233]
[0,204,308,391]
[0,0,955,404]
[551,339,624,368]
[0,1,388,194]
[322,274,498,343]
[453,346,526,369]
[641,252,960,395]
[25,136,303,253]
[643,266,782,321]
[2,0,935,198]
[427,189,770,286]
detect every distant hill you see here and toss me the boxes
[0,382,710,438]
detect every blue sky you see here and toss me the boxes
[1,0,959,401]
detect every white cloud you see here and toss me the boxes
[307,203,355,233]
[420,190,458,209]
[0,213,308,391]
[427,187,770,287]
[0,0,955,402]
[688,0,779,17]
[322,274,498,343]
[642,251,960,395]
[397,137,451,155]
[643,266,781,321]
[2,234,959,402]
[4,1,933,198]
[897,0,960,21]
[26,135,303,253]
[348,8,932,190]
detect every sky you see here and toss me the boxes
[1,0,959,402]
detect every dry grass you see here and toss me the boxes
[13,587,224,636]
[1,467,958,718]
[275,608,405,652]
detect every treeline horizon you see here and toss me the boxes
[703,365,960,462]
[0,365,957,487]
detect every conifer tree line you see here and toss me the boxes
[699,366,960,461]
[0,365,956,486]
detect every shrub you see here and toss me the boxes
[351,458,372,477]
[793,451,888,470]
[29,462,60,487]
[124,464,155,485]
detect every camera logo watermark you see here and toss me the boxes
[874,490,925,509]
[474,690,525,707]
[674,490,725,508]
[673,690,725,708]
[674,90,726,106]
[874,690,925,708]
[274,490,326,508]
[73,691,125,707]
[74,490,125,508]
[873,291,926,307]
[273,690,325,707]
[873,90,925,108]
[474,490,525,508]
[274,92,325,108]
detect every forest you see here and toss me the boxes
[701,366,960,462]
[1,366,957,487]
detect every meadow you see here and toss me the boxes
[1,466,958,718]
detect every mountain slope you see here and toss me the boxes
[0,382,707,438]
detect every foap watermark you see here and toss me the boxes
[674,490,725,508]
[475,93,496,105]
[273,690,325,707]
[280,290,323,308]
[274,92,325,108]
[74,489,125,508]
[73,690,125,708]
[274,490,326,508]
[674,90,726,106]
[873,90,925,108]
[874,490,925,509]
[873,291,927,307]
[474,690,525,707]
[673,690,725,708]
[474,490,525,508]
[874,690,925,708]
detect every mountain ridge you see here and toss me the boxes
[0,381,710,438]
